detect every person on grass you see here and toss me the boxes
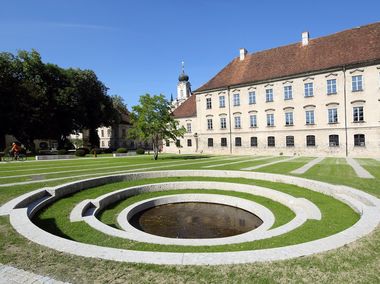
[10,142,22,159]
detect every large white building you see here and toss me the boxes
[164,22,380,157]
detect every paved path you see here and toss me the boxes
[346,157,374,179]
[0,264,69,284]
[240,157,298,171]
[0,156,232,187]
[202,156,269,168]
[291,157,325,174]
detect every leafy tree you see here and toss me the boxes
[129,94,186,160]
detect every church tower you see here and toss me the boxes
[174,61,191,108]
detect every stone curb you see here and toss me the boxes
[2,170,380,265]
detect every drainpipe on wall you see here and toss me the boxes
[227,86,233,154]
[343,65,349,157]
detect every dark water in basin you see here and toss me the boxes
[129,202,263,239]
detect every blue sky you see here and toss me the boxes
[1,0,379,108]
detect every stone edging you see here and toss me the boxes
[1,170,380,265]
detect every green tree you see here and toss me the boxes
[129,94,185,160]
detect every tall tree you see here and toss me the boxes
[129,94,185,160]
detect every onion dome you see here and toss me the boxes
[178,72,189,82]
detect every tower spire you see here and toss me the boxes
[181,61,185,74]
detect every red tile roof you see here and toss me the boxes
[195,22,380,92]
[172,94,197,118]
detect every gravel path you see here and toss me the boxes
[0,264,69,284]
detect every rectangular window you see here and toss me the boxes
[353,106,364,122]
[306,135,316,146]
[304,82,314,97]
[306,110,315,125]
[267,113,274,127]
[165,140,170,147]
[285,112,294,126]
[329,135,339,147]
[267,136,275,147]
[266,89,273,102]
[328,108,338,123]
[354,134,365,146]
[219,96,225,108]
[249,115,257,127]
[249,91,256,104]
[352,75,363,91]
[207,118,213,130]
[221,137,227,147]
[207,138,213,147]
[187,139,192,147]
[206,98,212,109]
[121,129,126,138]
[101,129,104,137]
[220,117,227,129]
[186,123,192,133]
[233,93,240,106]
[234,116,241,128]
[286,136,294,147]
[176,139,181,147]
[235,137,242,147]
[101,141,105,147]
[284,86,293,100]
[327,79,337,94]
[250,137,258,147]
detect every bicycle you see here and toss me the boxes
[2,152,27,162]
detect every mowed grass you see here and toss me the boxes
[0,154,379,283]
[33,176,358,252]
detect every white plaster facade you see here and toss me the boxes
[165,26,380,157]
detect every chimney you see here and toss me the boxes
[302,31,309,46]
[239,48,247,60]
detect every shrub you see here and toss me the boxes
[57,149,68,155]
[75,149,86,157]
[77,147,90,155]
[102,148,113,154]
[116,147,127,153]
[136,148,145,155]
[90,148,102,155]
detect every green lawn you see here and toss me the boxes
[0,154,379,283]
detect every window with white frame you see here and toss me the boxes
[207,118,213,130]
[306,135,316,146]
[304,82,314,97]
[249,91,256,104]
[352,75,363,91]
[219,96,225,108]
[220,117,227,129]
[327,79,337,94]
[285,112,294,126]
[165,140,170,147]
[187,139,192,147]
[284,86,293,100]
[101,141,105,147]
[186,123,192,133]
[234,116,241,128]
[221,137,227,147]
[305,110,315,125]
[235,137,242,147]
[101,129,104,137]
[250,136,258,147]
[286,136,294,147]
[329,135,339,146]
[249,114,257,127]
[208,138,213,147]
[353,106,364,122]
[328,108,338,123]
[266,89,273,102]
[267,113,274,126]
[233,93,240,106]
[354,134,365,146]
[267,136,275,147]
[206,98,212,109]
